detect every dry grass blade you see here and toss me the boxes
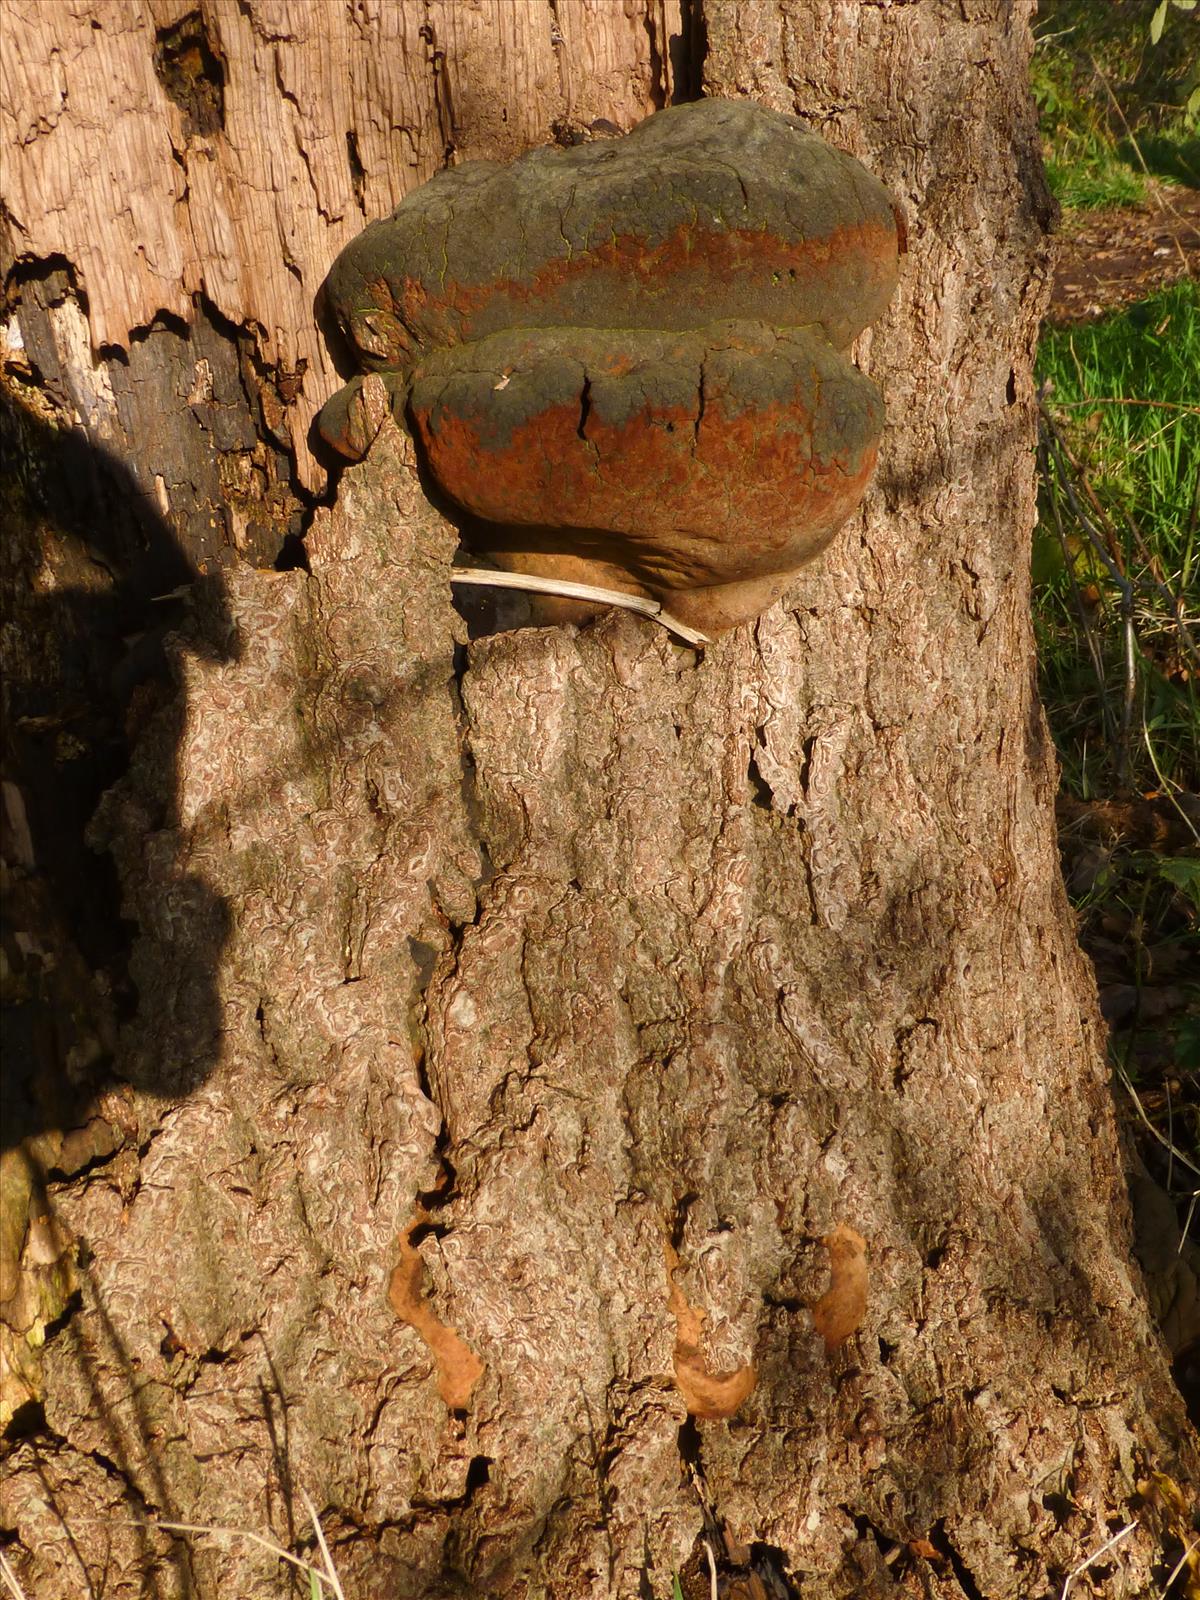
[450,567,710,647]
[1158,1535,1200,1599]
[702,1540,719,1600]
[1040,393,1199,660]
[79,1516,341,1591]
[1116,1060,1200,1180]
[1052,398,1200,414]
[1037,427,1124,759]
[1060,1520,1137,1599]
[1140,697,1200,847]
[1037,383,1199,806]
[1180,1190,1198,1254]
[1087,52,1196,248]
[0,1551,29,1600]
[300,1490,348,1600]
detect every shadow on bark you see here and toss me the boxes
[5,1196,315,1599]
[28,1238,197,1597]
[1,387,235,1144]
[0,383,246,1586]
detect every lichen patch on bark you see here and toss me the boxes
[389,1216,485,1411]
[665,1242,757,1421]
[811,1223,869,1352]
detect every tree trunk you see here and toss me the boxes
[2,4,1195,1599]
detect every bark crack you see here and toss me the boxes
[547,0,567,111]
[419,10,456,163]
[931,1520,986,1600]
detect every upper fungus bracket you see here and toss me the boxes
[316,98,904,636]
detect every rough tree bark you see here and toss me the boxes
[1,4,1196,1599]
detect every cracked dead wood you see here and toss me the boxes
[1,3,1196,1599]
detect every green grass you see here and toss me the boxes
[1033,0,1199,208]
[1035,284,1199,1097]
[1033,2,1200,1121]
[1120,127,1200,188]
[1035,282,1199,801]
[1043,150,1147,212]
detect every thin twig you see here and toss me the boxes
[1041,398,1197,655]
[78,1518,339,1591]
[1049,422,1132,579]
[1116,1060,1200,1179]
[1060,1520,1137,1600]
[1041,410,1131,586]
[450,567,710,648]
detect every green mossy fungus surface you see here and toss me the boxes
[321,98,900,372]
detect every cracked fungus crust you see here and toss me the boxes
[317,97,903,633]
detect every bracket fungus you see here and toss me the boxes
[318,98,904,636]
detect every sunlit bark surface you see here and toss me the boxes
[1,3,1194,1597]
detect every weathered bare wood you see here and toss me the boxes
[1,0,683,498]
